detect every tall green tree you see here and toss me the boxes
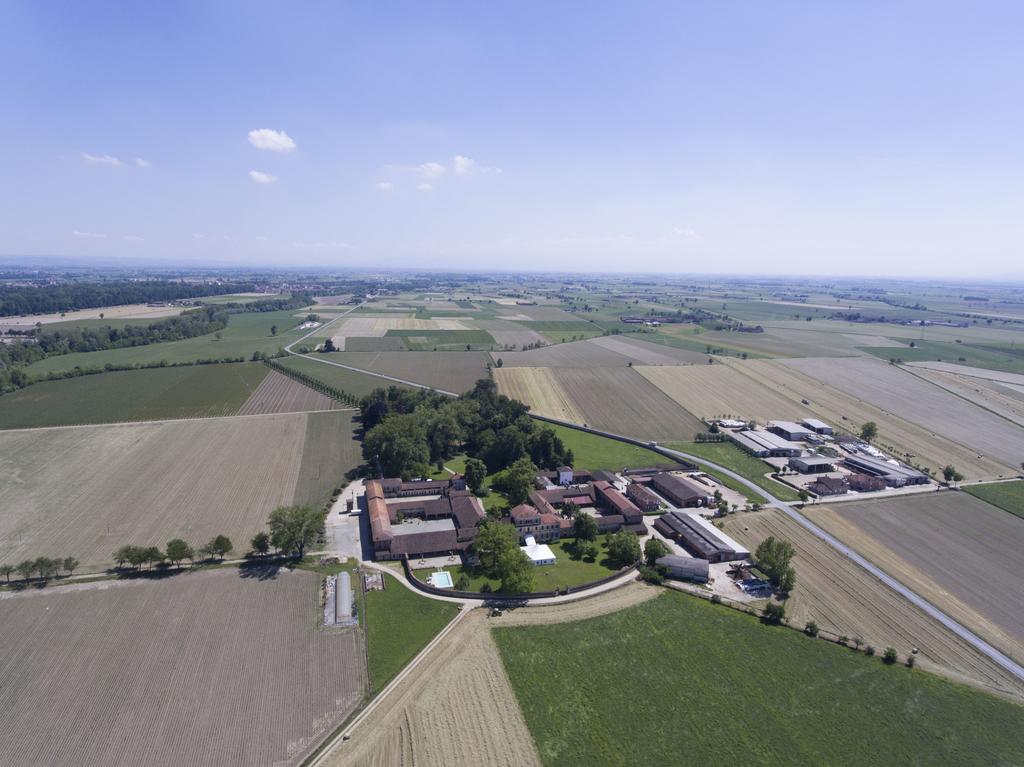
[250,531,270,556]
[208,535,233,559]
[755,536,796,592]
[492,456,536,506]
[859,421,878,442]
[62,557,79,576]
[16,560,35,581]
[166,539,193,567]
[268,505,325,559]
[572,511,598,542]
[606,530,642,568]
[472,520,520,577]
[463,457,488,493]
[644,538,670,567]
[497,547,535,594]
[0,564,13,582]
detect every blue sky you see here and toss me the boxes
[1,1,1022,276]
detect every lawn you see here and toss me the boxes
[363,571,459,693]
[0,362,268,428]
[665,440,800,502]
[493,590,1024,767]
[25,309,311,376]
[545,423,667,471]
[964,480,1024,521]
[414,535,619,593]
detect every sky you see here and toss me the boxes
[1,1,1023,277]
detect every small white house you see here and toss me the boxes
[521,535,556,566]
[557,466,574,485]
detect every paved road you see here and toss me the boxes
[282,319,1024,683]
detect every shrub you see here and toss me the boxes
[804,620,819,637]
[865,645,876,657]
[882,647,899,665]
[761,601,786,625]
[906,655,916,668]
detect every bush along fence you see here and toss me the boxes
[264,358,361,406]
[400,555,639,601]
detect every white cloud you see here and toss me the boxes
[134,157,150,168]
[192,233,205,240]
[417,182,433,191]
[418,162,445,179]
[453,155,502,175]
[375,181,395,192]
[81,152,122,167]
[248,170,278,184]
[72,230,107,239]
[248,128,296,152]
[122,234,144,241]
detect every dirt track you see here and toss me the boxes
[724,510,1024,701]
[321,583,658,767]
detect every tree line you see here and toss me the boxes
[0,556,79,584]
[0,280,254,317]
[360,379,573,480]
[264,358,361,406]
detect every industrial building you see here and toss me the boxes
[788,455,836,474]
[801,418,833,435]
[767,420,814,441]
[647,472,711,507]
[842,454,929,487]
[656,555,710,583]
[626,481,662,511]
[729,428,802,458]
[653,511,749,563]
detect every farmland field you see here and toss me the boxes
[746,359,1011,479]
[495,366,703,441]
[0,411,361,569]
[782,356,1024,471]
[806,493,1024,664]
[906,366,1024,427]
[637,361,807,422]
[722,509,1024,699]
[492,335,705,367]
[545,423,668,470]
[0,568,366,767]
[324,350,491,393]
[236,368,342,415]
[906,361,1024,386]
[25,309,309,376]
[494,590,1024,767]
[277,354,414,398]
[324,583,658,767]
[363,572,459,692]
[0,362,269,428]
[965,480,1024,520]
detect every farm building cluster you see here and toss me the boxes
[364,462,756,590]
[720,417,931,498]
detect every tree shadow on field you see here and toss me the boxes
[237,560,282,581]
[110,564,184,582]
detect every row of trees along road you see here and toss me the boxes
[0,556,79,583]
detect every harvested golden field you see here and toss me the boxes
[783,357,1024,471]
[805,494,1024,665]
[330,317,471,349]
[722,510,1024,700]
[745,359,1011,479]
[906,361,1024,387]
[322,583,657,767]
[327,351,491,393]
[495,366,703,440]
[637,362,807,422]
[493,336,705,367]
[493,367,587,423]
[0,411,361,569]
[0,568,366,767]
[236,369,343,415]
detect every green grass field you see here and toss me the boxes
[363,571,459,692]
[964,480,1024,520]
[664,440,800,502]
[546,423,667,470]
[494,590,1024,767]
[383,328,496,350]
[414,535,619,593]
[0,363,268,428]
[863,339,1024,374]
[25,310,308,376]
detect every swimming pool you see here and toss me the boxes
[428,571,454,588]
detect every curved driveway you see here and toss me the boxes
[283,313,1024,683]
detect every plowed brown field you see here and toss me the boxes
[722,510,1024,701]
[0,411,361,569]
[0,568,366,767]
[236,369,343,415]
